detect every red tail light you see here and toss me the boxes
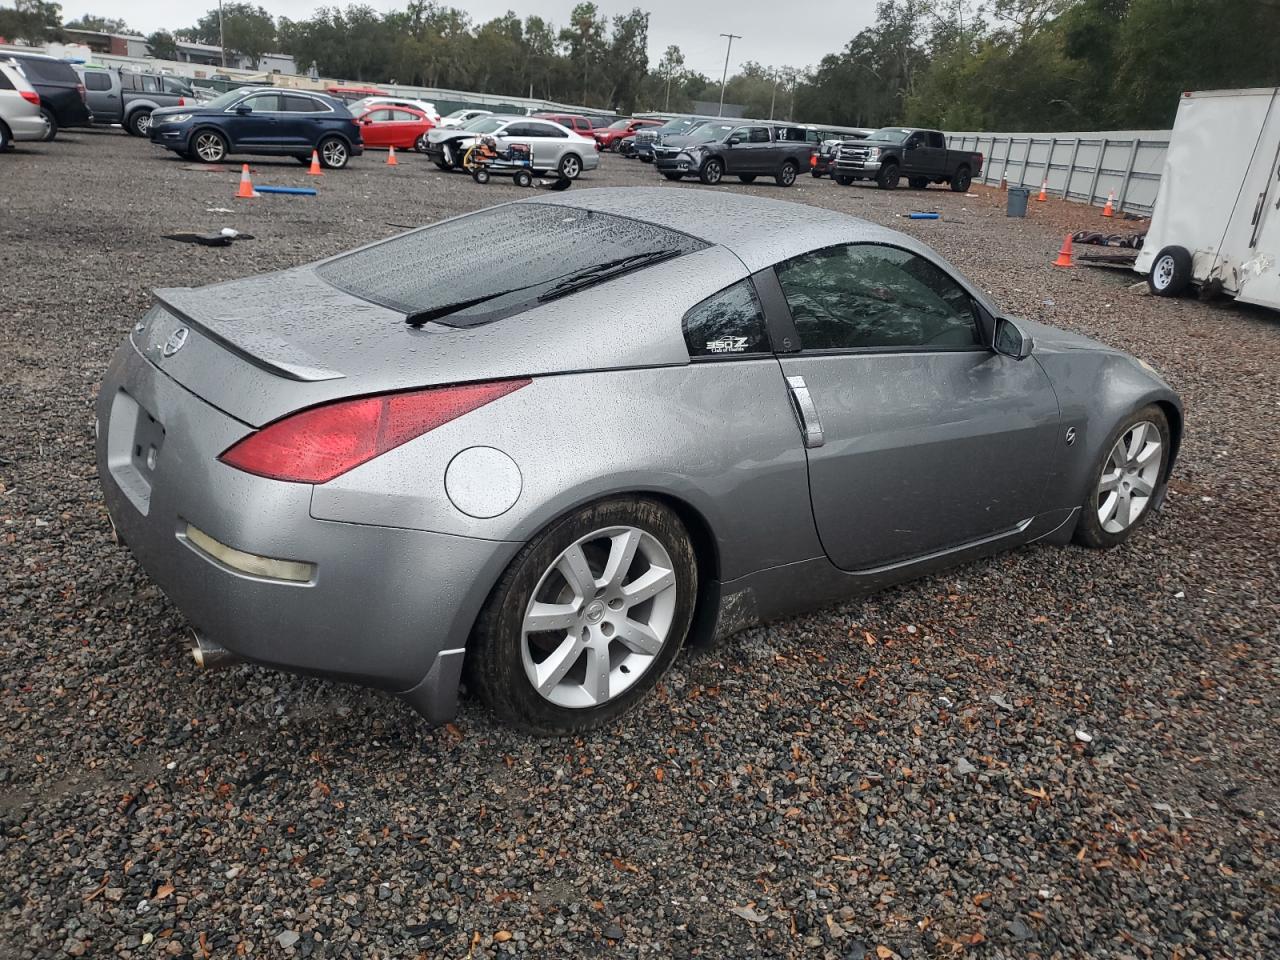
[178,97,186,106]
[21,90,39,105]
[76,82,86,102]
[219,379,531,483]
[810,154,817,167]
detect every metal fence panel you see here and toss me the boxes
[946,128,1171,215]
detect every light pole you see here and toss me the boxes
[217,0,226,69]
[717,33,740,117]
[768,69,778,120]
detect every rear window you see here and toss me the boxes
[14,57,78,84]
[317,203,707,327]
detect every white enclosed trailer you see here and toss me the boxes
[1136,87,1280,309]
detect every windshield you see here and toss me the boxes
[463,116,506,134]
[607,119,631,130]
[203,89,253,110]
[444,109,472,120]
[688,122,736,143]
[657,118,696,133]
[317,203,707,328]
[869,127,913,143]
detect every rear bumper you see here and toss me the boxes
[6,113,48,141]
[95,336,520,721]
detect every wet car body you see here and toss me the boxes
[97,189,1182,726]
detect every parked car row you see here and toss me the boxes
[1,52,91,145]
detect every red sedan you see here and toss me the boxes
[356,106,435,153]
[594,118,663,151]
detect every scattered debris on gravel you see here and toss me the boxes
[1,132,1276,957]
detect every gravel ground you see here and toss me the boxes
[1,131,1277,959]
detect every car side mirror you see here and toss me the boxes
[993,316,1034,361]
[727,137,740,146]
[235,104,251,115]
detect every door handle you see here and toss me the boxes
[786,375,824,448]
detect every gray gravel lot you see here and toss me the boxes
[1,131,1277,958]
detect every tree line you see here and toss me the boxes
[3,0,1278,128]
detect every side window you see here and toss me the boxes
[683,280,771,359]
[367,109,393,122]
[748,126,770,143]
[526,122,565,138]
[237,94,280,112]
[927,131,946,149]
[0,70,12,91]
[283,95,322,112]
[84,72,112,91]
[141,75,159,93]
[502,122,530,137]
[906,132,923,149]
[728,126,751,143]
[775,244,982,350]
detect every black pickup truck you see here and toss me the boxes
[831,127,983,192]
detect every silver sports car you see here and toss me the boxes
[97,189,1182,734]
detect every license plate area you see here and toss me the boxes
[106,389,165,515]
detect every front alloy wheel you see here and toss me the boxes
[469,498,697,734]
[192,130,227,163]
[699,158,723,185]
[1075,405,1171,548]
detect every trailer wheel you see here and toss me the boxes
[1148,246,1192,297]
[472,168,490,184]
[514,169,533,187]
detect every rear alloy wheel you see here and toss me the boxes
[39,109,57,142]
[950,165,972,192]
[128,109,153,137]
[776,161,798,187]
[558,153,583,179]
[318,136,349,169]
[699,158,723,185]
[1148,245,1192,297]
[737,174,756,183]
[469,498,697,735]
[1074,405,1171,549]
[192,129,227,163]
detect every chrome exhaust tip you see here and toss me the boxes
[190,631,239,670]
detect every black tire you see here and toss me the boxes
[558,153,583,179]
[514,169,533,187]
[950,165,972,192]
[190,128,227,163]
[39,109,57,142]
[467,497,698,735]
[1148,245,1193,297]
[472,168,490,184]
[835,175,853,186]
[434,159,450,171]
[415,133,430,153]
[317,135,349,169]
[0,121,9,151]
[909,176,928,190]
[1073,405,1172,549]
[662,172,683,181]
[127,109,152,137]
[810,170,823,178]
[699,158,723,185]
[737,174,756,183]
[775,161,797,187]
[876,162,899,189]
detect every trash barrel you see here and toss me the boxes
[1007,187,1031,218]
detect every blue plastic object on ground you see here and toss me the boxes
[909,212,941,219]
[254,186,318,196]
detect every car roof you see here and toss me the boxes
[523,188,970,278]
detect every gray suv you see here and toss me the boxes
[76,66,194,137]
[657,123,816,187]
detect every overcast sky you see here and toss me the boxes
[58,0,879,77]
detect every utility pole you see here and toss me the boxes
[664,62,673,111]
[768,69,778,120]
[717,33,740,117]
[217,0,226,69]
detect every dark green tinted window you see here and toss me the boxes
[777,244,981,350]
[683,280,770,359]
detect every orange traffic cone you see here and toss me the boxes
[1053,234,1074,268]
[308,149,323,176]
[387,145,398,166]
[1102,190,1115,217]
[236,163,256,198]
[1037,179,1048,202]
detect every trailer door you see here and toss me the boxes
[1235,99,1280,308]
